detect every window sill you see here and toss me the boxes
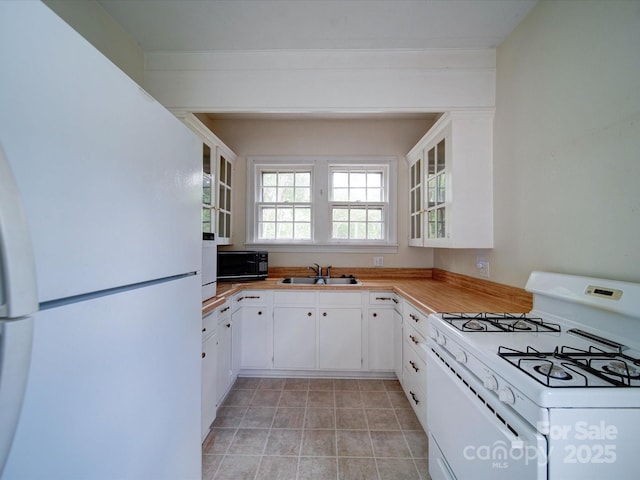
[244,243,399,254]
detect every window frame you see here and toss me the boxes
[247,156,398,253]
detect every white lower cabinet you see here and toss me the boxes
[216,308,233,405]
[239,306,272,369]
[273,307,316,369]
[367,308,395,371]
[394,309,403,380]
[318,307,362,370]
[201,312,217,441]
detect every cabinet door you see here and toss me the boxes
[393,310,403,381]
[216,149,233,244]
[201,333,217,441]
[239,306,271,369]
[408,154,425,246]
[318,308,362,370]
[216,318,232,404]
[368,309,394,371]
[273,307,316,369]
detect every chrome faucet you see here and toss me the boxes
[308,263,321,276]
[325,265,332,278]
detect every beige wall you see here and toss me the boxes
[435,0,640,287]
[44,0,144,84]
[204,116,437,269]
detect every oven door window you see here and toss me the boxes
[426,348,547,480]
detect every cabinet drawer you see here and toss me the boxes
[404,302,429,338]
[273,290,316,305]
[318,291,362,306]
[403,342,426,393]
[404,321,427,362]
[235,291,266,305]
[402,366,427,429]
[368,292,400,306]
[202,310,218,339]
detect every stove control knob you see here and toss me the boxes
[498,387,516,405]
[483,375,498,391]
[436,334,446,346]
[455,351,467,364]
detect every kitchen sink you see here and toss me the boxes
[279,276,361,286]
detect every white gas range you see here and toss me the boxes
[426,271,640,480]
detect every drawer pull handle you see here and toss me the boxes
[409,391,420,405]
[322,312,327,317]
[221,306,230,313]
[409,314,419,322]
[409,360,420,372]
[373,312,378,317]
[376,297,392,301]
[258,311,263,315]
[307,312,313,317]
[409,334,419,345]
[202,352,206,359]
[226,323,231,328]
[202,327,206,332]
[238,295,261,302]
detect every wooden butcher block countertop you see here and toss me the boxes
[203,268,532,316]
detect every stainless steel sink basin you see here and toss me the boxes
[279,276,361,286]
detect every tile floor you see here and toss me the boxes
[202,377,431,480]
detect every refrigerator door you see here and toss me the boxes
[0,145,38,475]
[2,274,202,480]
[0,2,201,303]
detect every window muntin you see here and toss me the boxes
[257,169,312,241]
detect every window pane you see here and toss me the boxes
[350,188,366,202]
[367,187,382,202]
[277,223,293,239]
[260,223,275,239]
[350,222,366,239]
[351,209,366,222]
[295,172,311,186]
[333,208,348,221]
[294,187,310,202]
[368,223,383,239]
[367,172,382,187]
[295,207,311,222]
[368,209,382,222]
[262,173,277,186]
[262,187,277,202]
[261,207,276,221]
[333,222,349,239]
[333,172,349,188]
[277,207,293,222]
[333,188,349,201]
[295,223,311,239]
[351,172,366,187]
[279,173,294,186]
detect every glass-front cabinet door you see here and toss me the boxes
[202,143,214,234]
[216,150,233,244]
[425,137,447,241]
[408,154,423,246]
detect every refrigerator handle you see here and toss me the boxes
[0,144,38,318]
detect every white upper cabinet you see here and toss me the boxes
[407,111,493,248]
[180,113,237,245]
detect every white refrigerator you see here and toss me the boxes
[0,2,202,479]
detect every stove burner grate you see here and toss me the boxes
[498,345,640,388]
[441,312,561,333]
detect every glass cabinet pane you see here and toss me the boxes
[203,175,212,204]
[202,144,211,175]
[436,139,445,173]
[427,147,435,177]
[437,173,446,204]
[436,207,446,238]
[202,207,212,233]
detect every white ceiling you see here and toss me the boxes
[97,0,538,52]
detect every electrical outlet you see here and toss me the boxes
[373,256,384,267]
[476,260,489,278]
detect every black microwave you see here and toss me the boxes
[217,251,268,282]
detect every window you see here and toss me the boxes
[257,169,312,240]
[330,168,386,240]
[248,157,397,251]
